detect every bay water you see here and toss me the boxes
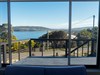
[13,31,47,40]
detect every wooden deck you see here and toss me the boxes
[13,57,96,65]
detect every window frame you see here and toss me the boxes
[0,0,99,69]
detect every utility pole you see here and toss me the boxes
[91,15,95,56]
[92,15,95,39]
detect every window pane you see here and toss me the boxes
[0,2,7,25]
[71,2,99,65]
[0,2,9,63]
[11,2,69,64]
[11,2,69,40]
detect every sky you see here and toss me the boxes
[0,2,99,29]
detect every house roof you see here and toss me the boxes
[0,0,99,2]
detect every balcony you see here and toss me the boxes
[0,38,99,75]
[0,38,97,65]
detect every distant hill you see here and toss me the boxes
[13,26,93,32]
[72,27,93,32]
[13,26,51,31]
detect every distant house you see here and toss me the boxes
[67,34,77,39]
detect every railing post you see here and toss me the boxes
[18,42,20,61]
[65,40,68,57]
[40,42,44,56]
[82,46,84,56]
[91,39,94,56]
[53,42,56,56]
[41,49,43,56]
[41,42,44,56]
[52,42,55,57]
[77,49,79,57]
[87,41,90,56]
[2,44,7,64]
[0,45,1,68]
[77,40,79,57]
[73,51,75,56]
[53,48,55,57]
[29,40,32,57]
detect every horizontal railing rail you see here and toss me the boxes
[29,38,97,57]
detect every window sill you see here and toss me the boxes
[87,69,100,75]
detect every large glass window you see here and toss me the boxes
[0,0,99,68]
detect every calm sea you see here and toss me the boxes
[13,31,47,40]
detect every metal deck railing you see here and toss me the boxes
[0,38,97,67]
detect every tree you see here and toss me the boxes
[39,31,67,39]
[39,31,68,48]
[92,27,98,39]
[79,29,92,39]
[77,27,98,39]
[0,24,8,42]
[0,23,19,51]
[0,23,13,42]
